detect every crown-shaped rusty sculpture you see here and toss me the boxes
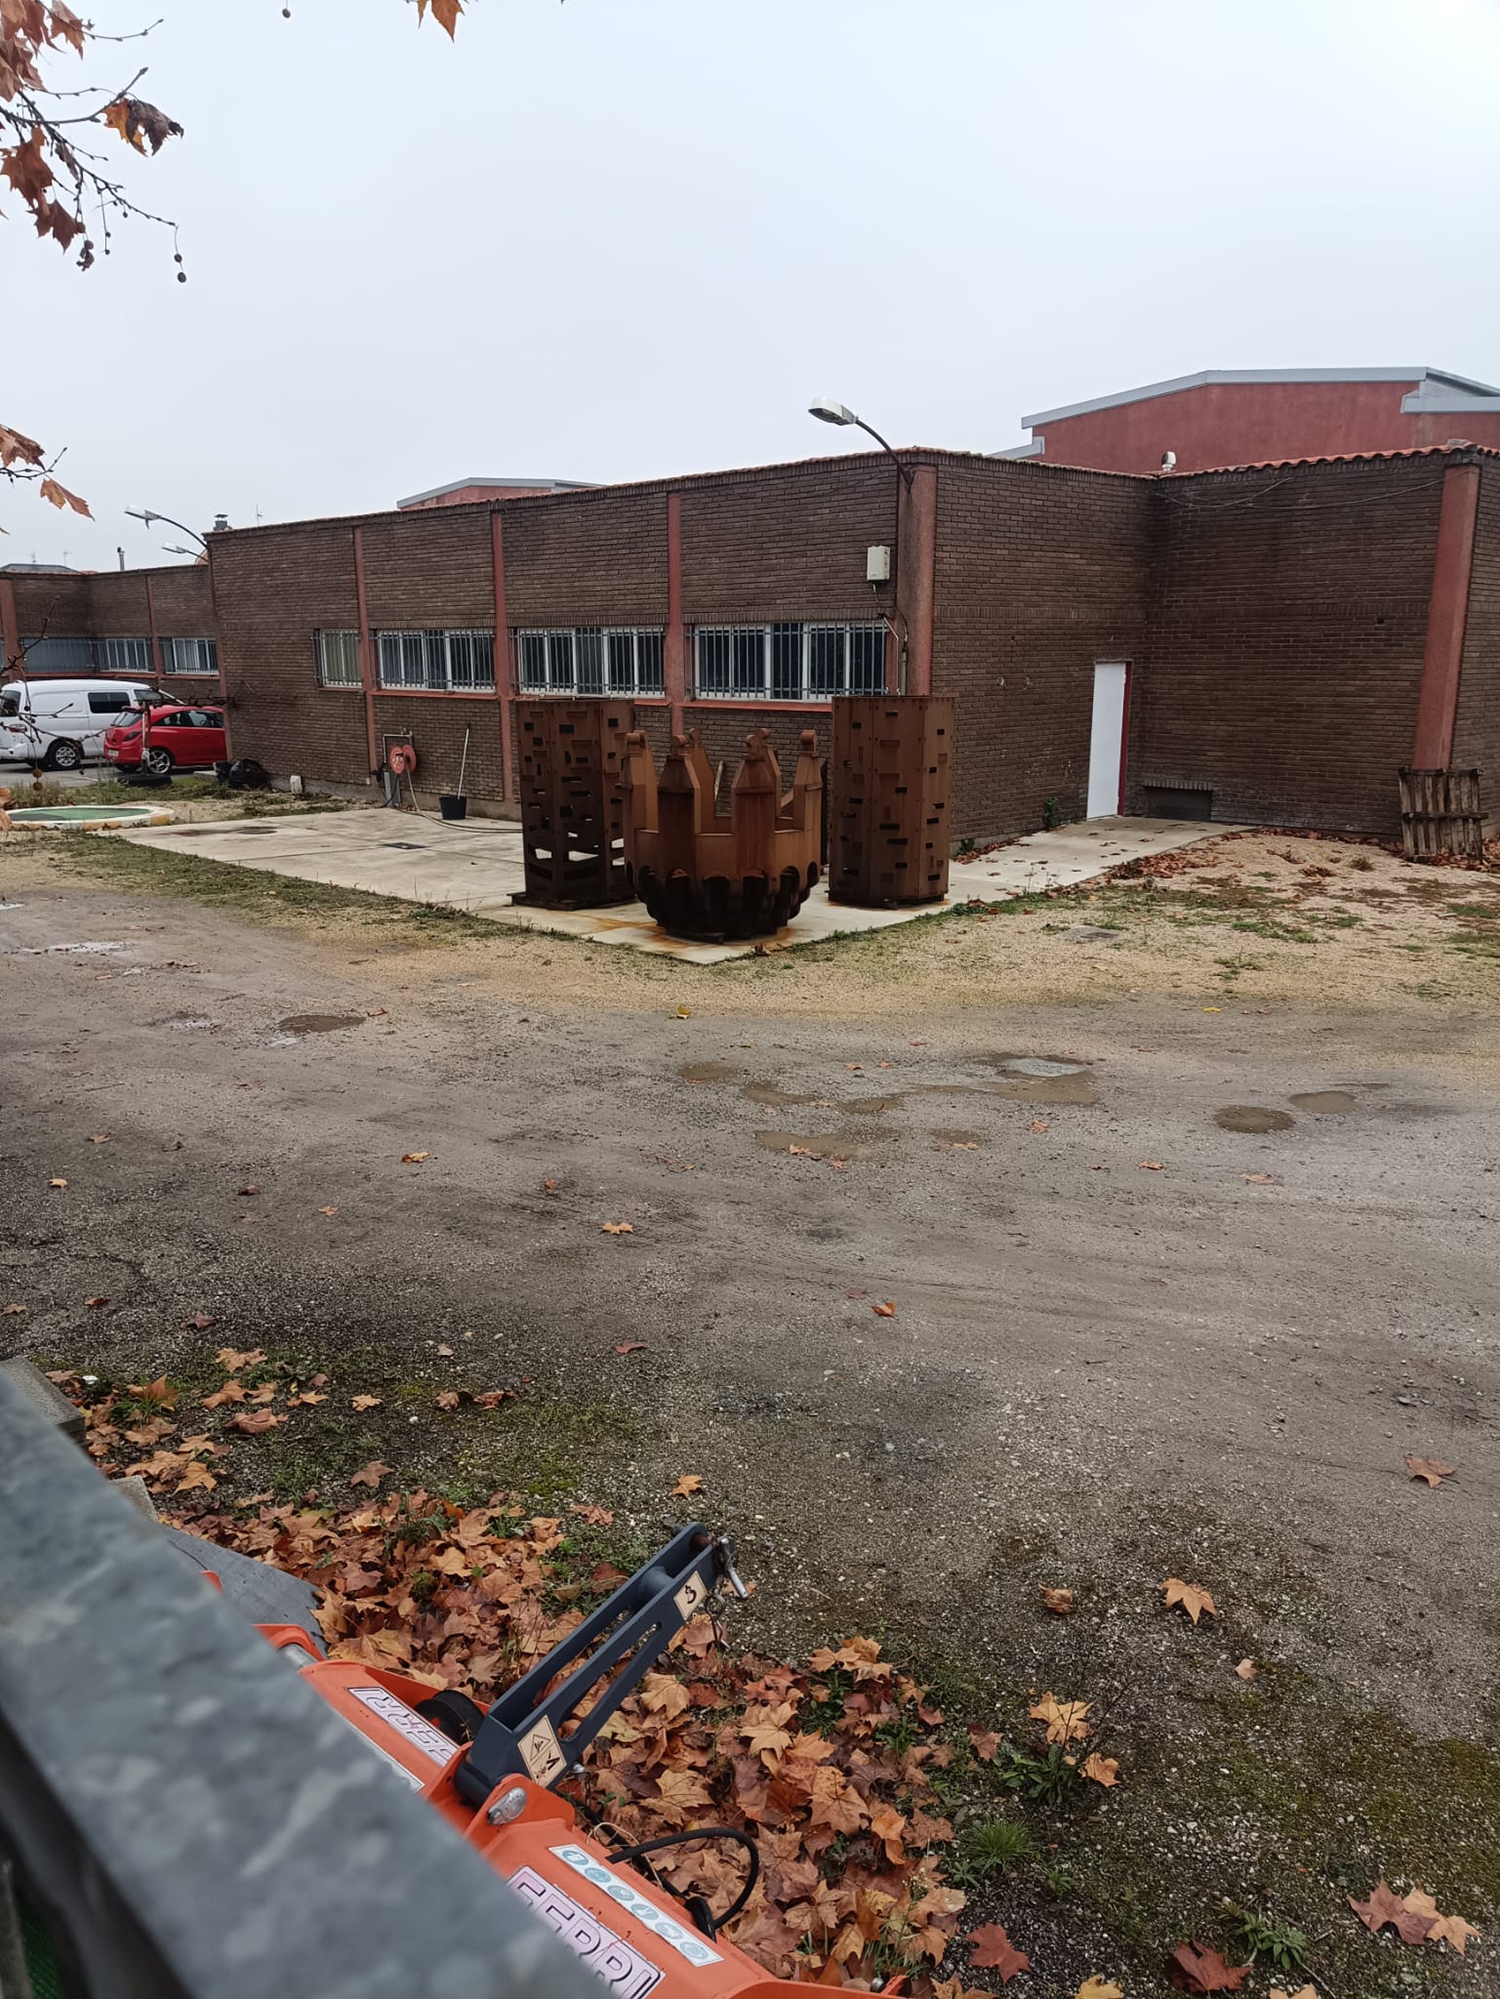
[621,726,823,942]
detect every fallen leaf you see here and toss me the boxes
[871,1300,896,1317]
[349,1461,394,1488]
[435,1390,460,1411]
[1167,1941,1251,1991]
[287,1391,327,1407]
[201,1381,246,1409]
[85,1295,109,1309]
[570,1504,615,1527]
[215,1347,264,1372]
[174,1460,217,1494]
[876,1060,894,1070]
[186,1312,217,1330]
[614,1342,647,1355]
[1138,1160,1165,1171]
[2,1303,25,1315]
[1269,1988,1317,1999]
[844,1062,863,1072]
[1235,1658,1257,1681]
[1029,1120,1050,1135]
[48,1177,67,1189]
[845,1288,867,1299]
[245,1384,278,1404]
[230,1410,285,1435]
[436,1343,454,1356]
[1349,1881,1434,1946]
[1406,1456,1456,1488]
[1082,1753,1119,1787]
[968,1924,1030,1981]
[351,1394,383,1411]
[473,1389,516,1407]
[671,1473,704,1498]
[238,1185,261,1197]
[89,1133,110,1144]
[601,1221,635,1235]
[317,1205,339,1217]
[1028,1693,1091,1743]
[1203,1006,1222,1013]
[542,1177,560,1195]
[1243,1172,1277,1184]
[127,1376,179,1410]
[1424,1909,1480,1955]
[967,1725,1001,1762]
[1038,1585,1075,1615]
[1078,1979,1125,1999]
[1162,1577,1217,1624]
[402,1151,429,1164]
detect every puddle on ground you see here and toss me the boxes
[677,1061,745,1084]
[755,1129,872,1159]
[278,1013,364,1035]
[1290,1090,1357,1114]
[1215,1105,1295,1133]
[740,1080,829,1107]
[985,1072,1097,1106]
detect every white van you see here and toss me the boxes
[0,678,161,772]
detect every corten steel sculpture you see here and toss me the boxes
[829,694,954,906]
[513,700,633,909]
[621,726,823,941]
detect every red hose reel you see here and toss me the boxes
[386,742,417,777]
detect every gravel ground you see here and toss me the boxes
[2,828,1497,1996]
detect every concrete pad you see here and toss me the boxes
[108,809,1240,961]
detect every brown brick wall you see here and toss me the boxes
[9,572,96,639]
[679,461,894,624]
[1453,464,1500,826]
[373,695,507,806]
[210,521,370,786]
[362,510,494,629]
[1133,457,1446,835]
[932,459,1154,839]
[505,489,667,628]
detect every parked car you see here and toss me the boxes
[103,703,228,777]
[0,677,162,770]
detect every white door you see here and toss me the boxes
[1086,661,1129,818]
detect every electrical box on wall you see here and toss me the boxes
[866,544,892,583]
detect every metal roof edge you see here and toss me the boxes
[1022,367,1499,430]
[396,476,594,507]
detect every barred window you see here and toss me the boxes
[98,637,153,675]
[375,629,495,692]
[693,623,886,702]
[516,628,664,697]
[316,630,362,687]
[20,637,93,673]
[161,636,219,676]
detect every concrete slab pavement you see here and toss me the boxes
[109,809,1240,961]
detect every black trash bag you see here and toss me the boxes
[216,758,272,791]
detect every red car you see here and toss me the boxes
[104,702,228,777]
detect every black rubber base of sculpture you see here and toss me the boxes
[634,865,818,942]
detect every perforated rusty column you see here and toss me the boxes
[513,700,633,909]
[829,695,954,906]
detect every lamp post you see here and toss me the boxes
[807,400,910,689]
[124,507,211,550]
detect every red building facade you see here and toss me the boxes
[1004,368,1500,475]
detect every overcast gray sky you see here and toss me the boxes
[8,0,1500,570]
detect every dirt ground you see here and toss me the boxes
[3,822,1498,1997]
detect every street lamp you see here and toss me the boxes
[808,398,911,687]
[124,507,210,551]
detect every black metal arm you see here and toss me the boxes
[454,1522,745,1807]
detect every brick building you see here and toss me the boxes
[1003,368,1500,476]
[198,441,1498,843]
[0,562,219,691]
[6,441,1494,842]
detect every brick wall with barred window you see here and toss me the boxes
[1452,464,1500,826]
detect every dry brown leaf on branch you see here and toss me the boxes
[871,1300,896,1317]
[1082,1753,1119,1787]
[1038,1584,1075,1615]
[1166,1940,1252,1991]
[614,1342,647,1355]
[351,1394,383,1411]
[1078,1981,1125,1999]
[1406,1456,1457,1488]
[1028,1693,1092,1743]
[348,1461,394,1488]
[671,1473,704,1498]
[1348,1880,1434,1945]
[602,1221,635,1235]
[1162,1577,1217,1624]
[967,1924,1030,1981]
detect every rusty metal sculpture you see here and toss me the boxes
[830,694,954,906]
[621,726,823,941]
[513,700,633,909]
